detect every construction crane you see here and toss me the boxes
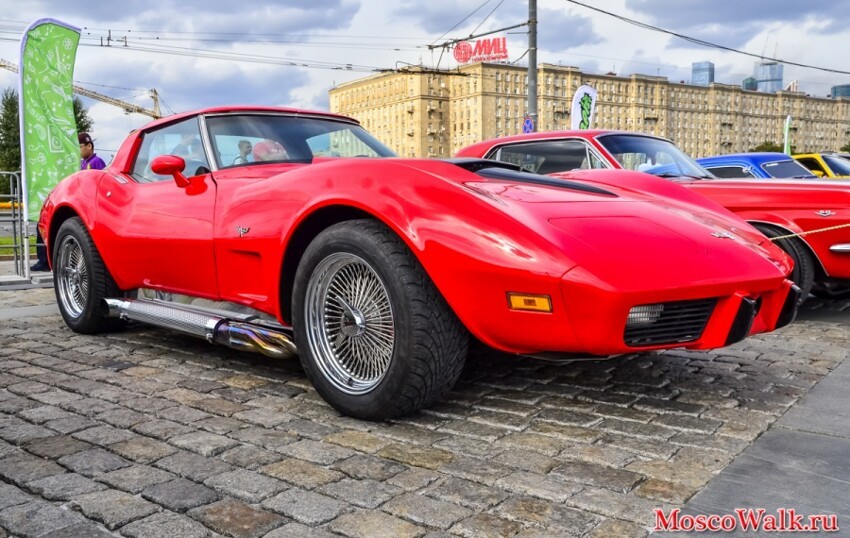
[0,58,162,119]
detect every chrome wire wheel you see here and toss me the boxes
[305,252,395,395]
[55,234,89,319]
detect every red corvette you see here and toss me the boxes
[40,108,799,419]
[458,131,850,300]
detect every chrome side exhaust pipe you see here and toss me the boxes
[104,298,297,359]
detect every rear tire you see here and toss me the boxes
[754,224,814,300]
[292,219,468,420]
[53,217,124,334]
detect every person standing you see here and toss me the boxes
[31,132,106,271]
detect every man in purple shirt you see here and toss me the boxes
[31,132,107,271]
[78,132,106,170]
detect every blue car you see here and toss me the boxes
[696,152,817,179]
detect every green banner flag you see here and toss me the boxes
[19,18,80,222]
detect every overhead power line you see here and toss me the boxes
[564,0,850,76]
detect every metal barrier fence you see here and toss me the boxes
[0,171,32,278]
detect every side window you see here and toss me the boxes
[797,158,824,175]
[707,166,752,178]
[131,118,209,182]
[489,139,598,175]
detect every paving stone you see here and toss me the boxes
[495,468,577,502]
[327,509,423,538]
[71,425,137,446]
[373,424,449,446]
[231,407,290,428]
[142,477,221,512]
[95,408,148,428]
[535,408,600,427]
[383,492,474,529]
[496,496,600,535]
[0,439,17,459]
[71,489,160,530]
[0,422,56,444]
[157,405,214,424]
[278,439,356,465]
[634,478,698,504]
[261,458,345,489]
[279,419,340,440]
[331,454,407,481]
[432,435,504,460]
[155,450,235,481]
[551,460,644,493]
[110,436,177,464]
[0,483,32,510]
[41,522,116,538]
[123,397,178,413]
[0,499,85,537]
[449,513,524,538]
[169,431,240,457]
[61,397,121,417]
[96,464,177,493]
[58,447,131,477]
[669,431,749,453]
[196,416,247,434]
[439,456,513,485]
[263,522,339,538]
[29,389,84,406]
[438,418,512,441]
[189,499,286,538]
[586,518,648,538]
[119,511,214,538]
[131,419,195,440]
[44,415,100,434]
[17,405,75,424]
[377,443,454,470]
[596,433,678,460]
[262,488,350,525]
[220,444,282,469]
[317,478,401,509]
[191,397,249,416]
[492,448,558,474]
[23,434,91,459]
[565,487,675,527]
[634,397,706,416]
[0,452,66,485]
[28,473,107,501]
[424,477,508,511]
[204,469,288,503]
[386,468,442,491]
[229,427,299,451]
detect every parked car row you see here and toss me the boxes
[696,151,850,180]
[39,107,841,418]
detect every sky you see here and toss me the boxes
[1,0,849,162]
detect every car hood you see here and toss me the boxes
[464,178,790,290]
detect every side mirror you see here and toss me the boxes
[151,155,190,187]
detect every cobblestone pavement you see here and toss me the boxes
[0,288,846,537]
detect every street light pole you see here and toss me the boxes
[528,0,538,132]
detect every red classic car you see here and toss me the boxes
[40,108,799,419]
[458,131,850,300]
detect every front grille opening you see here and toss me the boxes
[624,298,717,347]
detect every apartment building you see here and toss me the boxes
[329,62,850,158]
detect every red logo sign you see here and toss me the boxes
[453,37,508,64]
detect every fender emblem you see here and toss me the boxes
[815,210,835,217]
[711,231,734,239]
[235,226,250,238]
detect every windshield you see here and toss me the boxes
[761,160,817,178]
[596,134,713,179]
[824,155,850,176]
[205,113,396,168]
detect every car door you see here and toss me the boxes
[95,117,219,297]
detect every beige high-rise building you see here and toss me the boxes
[329,62,850,158]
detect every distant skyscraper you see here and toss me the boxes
[754,61,783,93]
[831,84,850,99]
[742,77,757,91]
[691,62,715,86]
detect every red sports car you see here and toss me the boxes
[458,131,850,300]
[40,108,799,419]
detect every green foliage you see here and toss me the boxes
[0,88,94,193]
[841,141,850,153]
[749,141,782,152]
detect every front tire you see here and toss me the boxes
[754,224,815,301]
[53,217,124,334]
[292,219,468,420]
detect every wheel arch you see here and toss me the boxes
[279,204,392,324]
[749,219,827,280]
[47,205,84,265]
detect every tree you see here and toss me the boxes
[0,88,93,193]
[841,141,850,153]
[749,141,782,152]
